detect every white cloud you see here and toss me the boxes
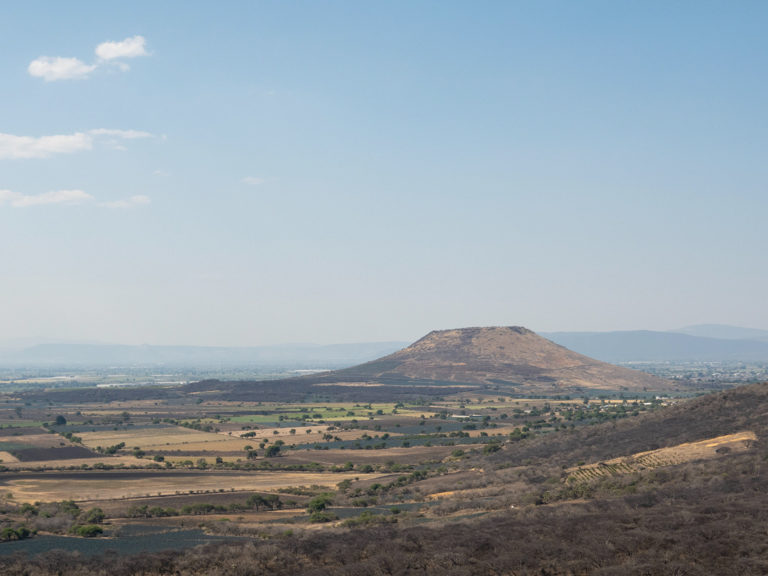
[95,36,148,61]
[88,129,153,151]
[29,36,148,82]
[0,189,151,209]
[88,128,153,139]
[27,56,97,82]
[100,195,151,209]
[241,176,266,186]
[0,129,153,160]
[0,189,93,207]
[0,132,92,159]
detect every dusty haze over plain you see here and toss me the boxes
[1,2,767,346]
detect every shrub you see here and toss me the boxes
[309,511,337,523]
[71,524,103,537]
[342,511,394,527]
[483,442,502,454]
[0,526,32,541]
[82,507,105,524]
[307,494,333,513]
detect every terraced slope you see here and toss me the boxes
[567,431,757,482]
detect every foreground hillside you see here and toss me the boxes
[3,382,767,575]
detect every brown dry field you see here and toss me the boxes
[462,426,523,438]
[0,429,97,463]
[113,507,306,528]
[154,447,467,468]
[78,427,255,452]
[0,455,144,470]
[231,427,404,444]
[231,426,329,438]
[74,399,179,412]
[0,450,19,463]
[0,470,375,503]
[0,430,77,450]
[277,445,479,467]
[79,489,313,517]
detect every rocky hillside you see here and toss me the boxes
[331,326,669,394]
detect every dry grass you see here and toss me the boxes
[0,450,19,463]
[427,490,457,500]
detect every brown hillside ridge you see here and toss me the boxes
[333,326,669,394]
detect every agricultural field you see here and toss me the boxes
[0,470,369,503]
[76,425,256,453]
[0,384,675,558]
[0,427,96,463]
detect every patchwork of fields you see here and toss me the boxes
[0,386,695,562]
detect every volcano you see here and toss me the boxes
[329,326,669,394]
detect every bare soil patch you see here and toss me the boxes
[12,446,97,461]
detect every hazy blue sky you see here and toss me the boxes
[1,1,766,346]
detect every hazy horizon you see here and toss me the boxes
[2,323,768,350]
[2,2,767,347]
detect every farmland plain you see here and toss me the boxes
[2,378,766,576]
[0,382,670,543]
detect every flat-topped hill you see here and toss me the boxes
[331,326,669,393]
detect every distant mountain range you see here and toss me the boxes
[672,324,768,342]
[0,341,408,368]
[2,324,766,368]
[544,324,768,363]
